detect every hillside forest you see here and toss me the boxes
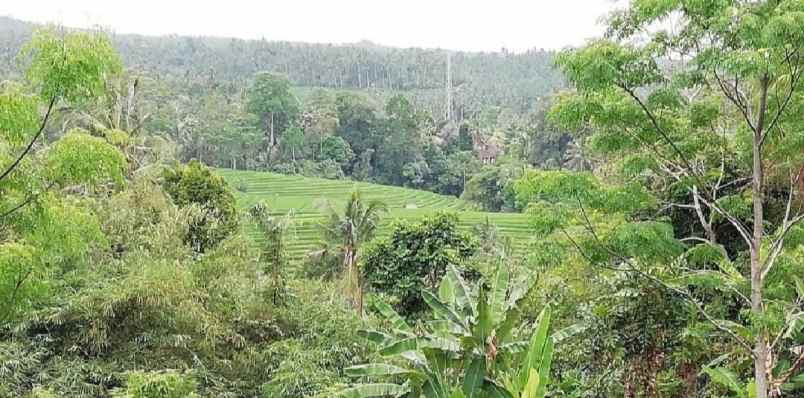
[1,1,804,398]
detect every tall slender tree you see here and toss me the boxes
[245,72,299,161]
[320,191,386,315]
[550,1,804,396]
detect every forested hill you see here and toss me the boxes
[0,16,564,114]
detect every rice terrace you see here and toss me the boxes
[219,169,534,267]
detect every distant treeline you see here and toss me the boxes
[0,16,564,115]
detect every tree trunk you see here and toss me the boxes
[751,76,770,398]
[624,376,636,398]
[679,362,698,397]
[344,246,362,316]
[356,270,364,316]
[751,134,769,398]
[269,112,275,148]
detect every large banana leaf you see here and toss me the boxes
[334,383,410,397]
[373,300,414,336]
[472,286,493,348]
[380,337,421,356]
[346,363,415,377]
[513,308,552,397]
[520,369,540,398]
[496,306,521,343]
[445,264,473,316]
[462,357,486,398]
[535,337,553,398]
[358,329,394,345]
[423,290,468,332]
[489,264,510,325]
[439,270,458,306]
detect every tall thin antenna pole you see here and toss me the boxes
[445,52,452,122]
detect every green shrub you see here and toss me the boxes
[112,371,197,398]
[362,213,478,316]
[161,161,239,253]
[0,341,46,397]
[25,387,58,398]
[258,280,376,398]
[259,340,341,398]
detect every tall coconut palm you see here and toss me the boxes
[249,201,292,305]
[319,190,386,315]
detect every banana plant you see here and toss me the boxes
[337,264,553,398]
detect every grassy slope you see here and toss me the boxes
[219,169,534,267]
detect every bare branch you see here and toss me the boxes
[698,196,755,249]
[0,183,54,220]
[714,71,756,133]
[762,168,804,280]
[772,349,804,390]
[0,96,57,183]
[693,186,717,243]
[762,50,802,145]
[621,86,703,185]
[570,197,755,353]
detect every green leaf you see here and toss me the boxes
[521,369,540,398]
[379,338,420,357]
[462,357,486,398]
[794,276,804,299]
[482,380,515,398]
[520,308,551,389]
[334,383,410,398]
[703,367,743,395]
[373,299,414,335]
[535,338,553,398]
[439,271,457,305]
[0,87,39,147]
[499,341,530,354]
[528,309,551,370]
[425,336,462,353]
[450,390,467,398]
[552,324,584,343]
[506,275,532,309]
[712,319,754,342]
[783,311,804,339]
[422,290,467,332]
[473,286,494,348]
[23,28,123,104]
[496,306,522,343]
[717,258,746,284]
[446,264,472,314]
[345,364,413,377]
[357,329,393,345]
[47,130,126,187]
[490,264,510,325]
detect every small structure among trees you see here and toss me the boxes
[472,132,501,164]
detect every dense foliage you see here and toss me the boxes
[362,213,478,317]
[2,1,804,397]
[343,265,554,398]
[161,160,239,253]
[0,17,573,206]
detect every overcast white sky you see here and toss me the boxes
[0,1,625,52]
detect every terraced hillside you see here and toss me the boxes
[218,169,535,268]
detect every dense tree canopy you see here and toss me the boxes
[546,1,804,396]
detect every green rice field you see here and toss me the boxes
[218,169,535,266]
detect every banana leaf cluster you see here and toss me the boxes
[336,264,553,398]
